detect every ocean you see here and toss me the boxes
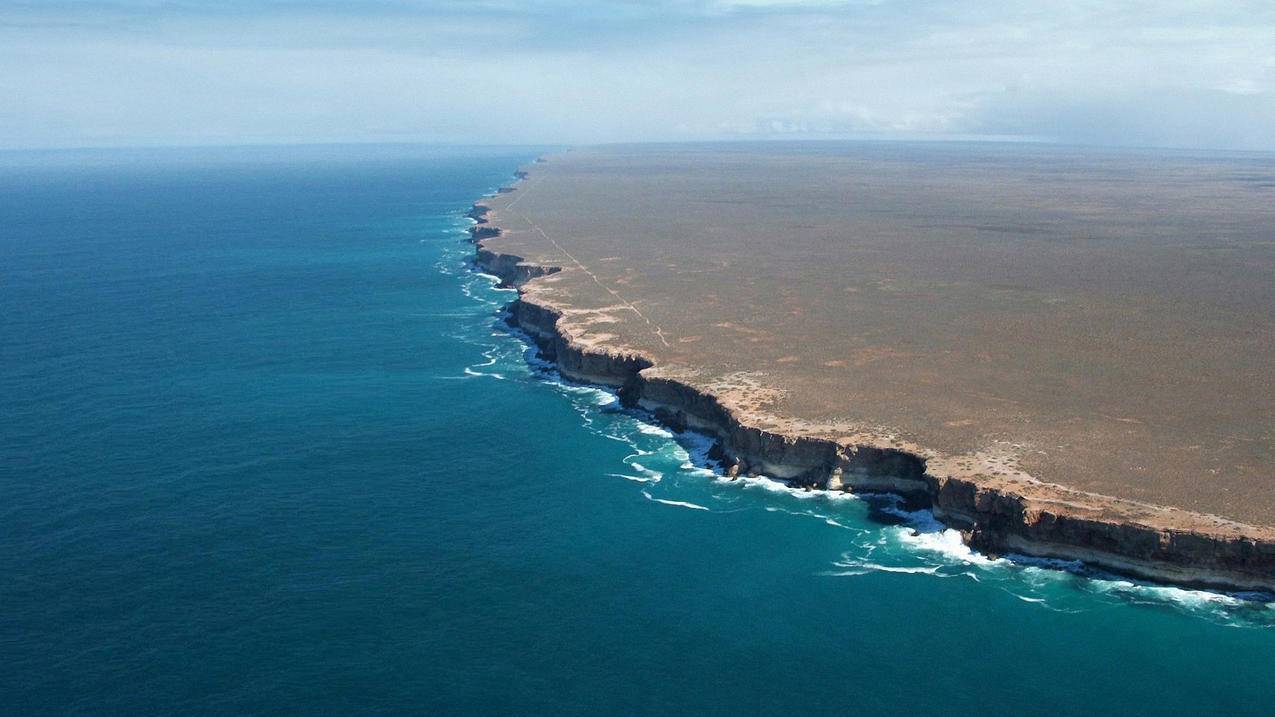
[2,144,1272,715]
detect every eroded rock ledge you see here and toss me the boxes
[467,180,1275,596]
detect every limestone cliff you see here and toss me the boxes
[469,180,1275,595]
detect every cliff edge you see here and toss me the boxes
[468,159,1275,595]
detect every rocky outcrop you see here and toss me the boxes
[635,376,841,484]
[468,178,1275,596]
[507,297,653,385]
[469,225,500,241]
[929,479,1275,592]
[473,248,559,289]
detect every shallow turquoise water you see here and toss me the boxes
[2,144,1273,715]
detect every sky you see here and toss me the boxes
[3,0,1275,150]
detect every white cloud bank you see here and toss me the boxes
[1,0,1273,150]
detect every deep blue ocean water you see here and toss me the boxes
[2,144,1273,715]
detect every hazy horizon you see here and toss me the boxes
[7,137,1275,159]
[4,1,1275,152]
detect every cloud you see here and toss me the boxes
[1,1,1273,149]
[971,87,1275,151]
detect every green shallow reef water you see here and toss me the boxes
[2,144,1273,716]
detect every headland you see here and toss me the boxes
[471,143,1275,593]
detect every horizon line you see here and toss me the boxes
[2,135,1274,158]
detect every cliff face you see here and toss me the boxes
[469,196,1275,595]
[508,297,652,384]
[937,484,1275,591]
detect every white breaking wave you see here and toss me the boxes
[462,366,506,380]
[642,492,711,511]
[893,525,999,566]
[608,472,656,484]
[680,462,719,478]
[634,422,675,438]
[626,461,663,481]
[822,563,942,576]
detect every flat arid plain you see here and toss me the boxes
[476,142,1275,588]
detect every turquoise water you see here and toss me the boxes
[2,144,1273,715]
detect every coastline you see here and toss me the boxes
[468,167,1275,596]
